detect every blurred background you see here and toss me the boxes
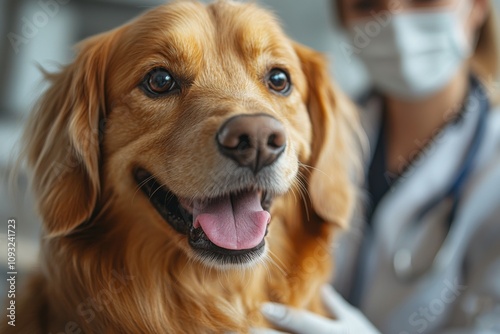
[0,0,499,295]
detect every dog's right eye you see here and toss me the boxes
[142,68,179,96]
[266,68,291,96]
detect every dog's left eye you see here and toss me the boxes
[266,69,291,95]
[143,68,179,96]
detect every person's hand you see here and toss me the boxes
[253,285,380,334]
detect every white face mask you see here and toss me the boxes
[348,3,473,100]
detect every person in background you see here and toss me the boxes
[257,0,500,333]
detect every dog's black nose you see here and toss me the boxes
[217,114,286,174]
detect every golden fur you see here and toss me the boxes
[3,1,360,333]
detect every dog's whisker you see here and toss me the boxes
[216,268,224,289]
[261,257,277,281]
[295,177,310,202]
[298,162,334,184]
[266,249,287,277]
[289,180,309,220]
[294,170,312,222]
[131,172,163,203]
[260,258,272,281]
[290,184,299,204]
[148,183,165,200]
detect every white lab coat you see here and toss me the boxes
[333,87,500,334]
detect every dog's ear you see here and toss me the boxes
[23,33,114,237]
[294,43,361,228]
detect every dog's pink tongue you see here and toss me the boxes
[193,190,270,250]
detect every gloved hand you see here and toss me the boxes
[253,285,380,334]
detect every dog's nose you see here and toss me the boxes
[217,114,286,173]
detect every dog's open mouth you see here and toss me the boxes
[135,168,273,265]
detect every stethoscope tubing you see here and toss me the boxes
[348,75,490,305]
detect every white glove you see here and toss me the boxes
[254,285,380,334]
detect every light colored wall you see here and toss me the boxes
[1,0,77,117]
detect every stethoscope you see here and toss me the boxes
[392,75,489,282]
[348,76,490,306]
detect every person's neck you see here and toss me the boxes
[384,68,469,175]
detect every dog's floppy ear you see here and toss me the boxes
[23,33,114,237]
[294,43,361,228]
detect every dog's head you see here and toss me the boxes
[24,1,359,268]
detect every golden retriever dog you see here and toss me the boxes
[4,1,360,333]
